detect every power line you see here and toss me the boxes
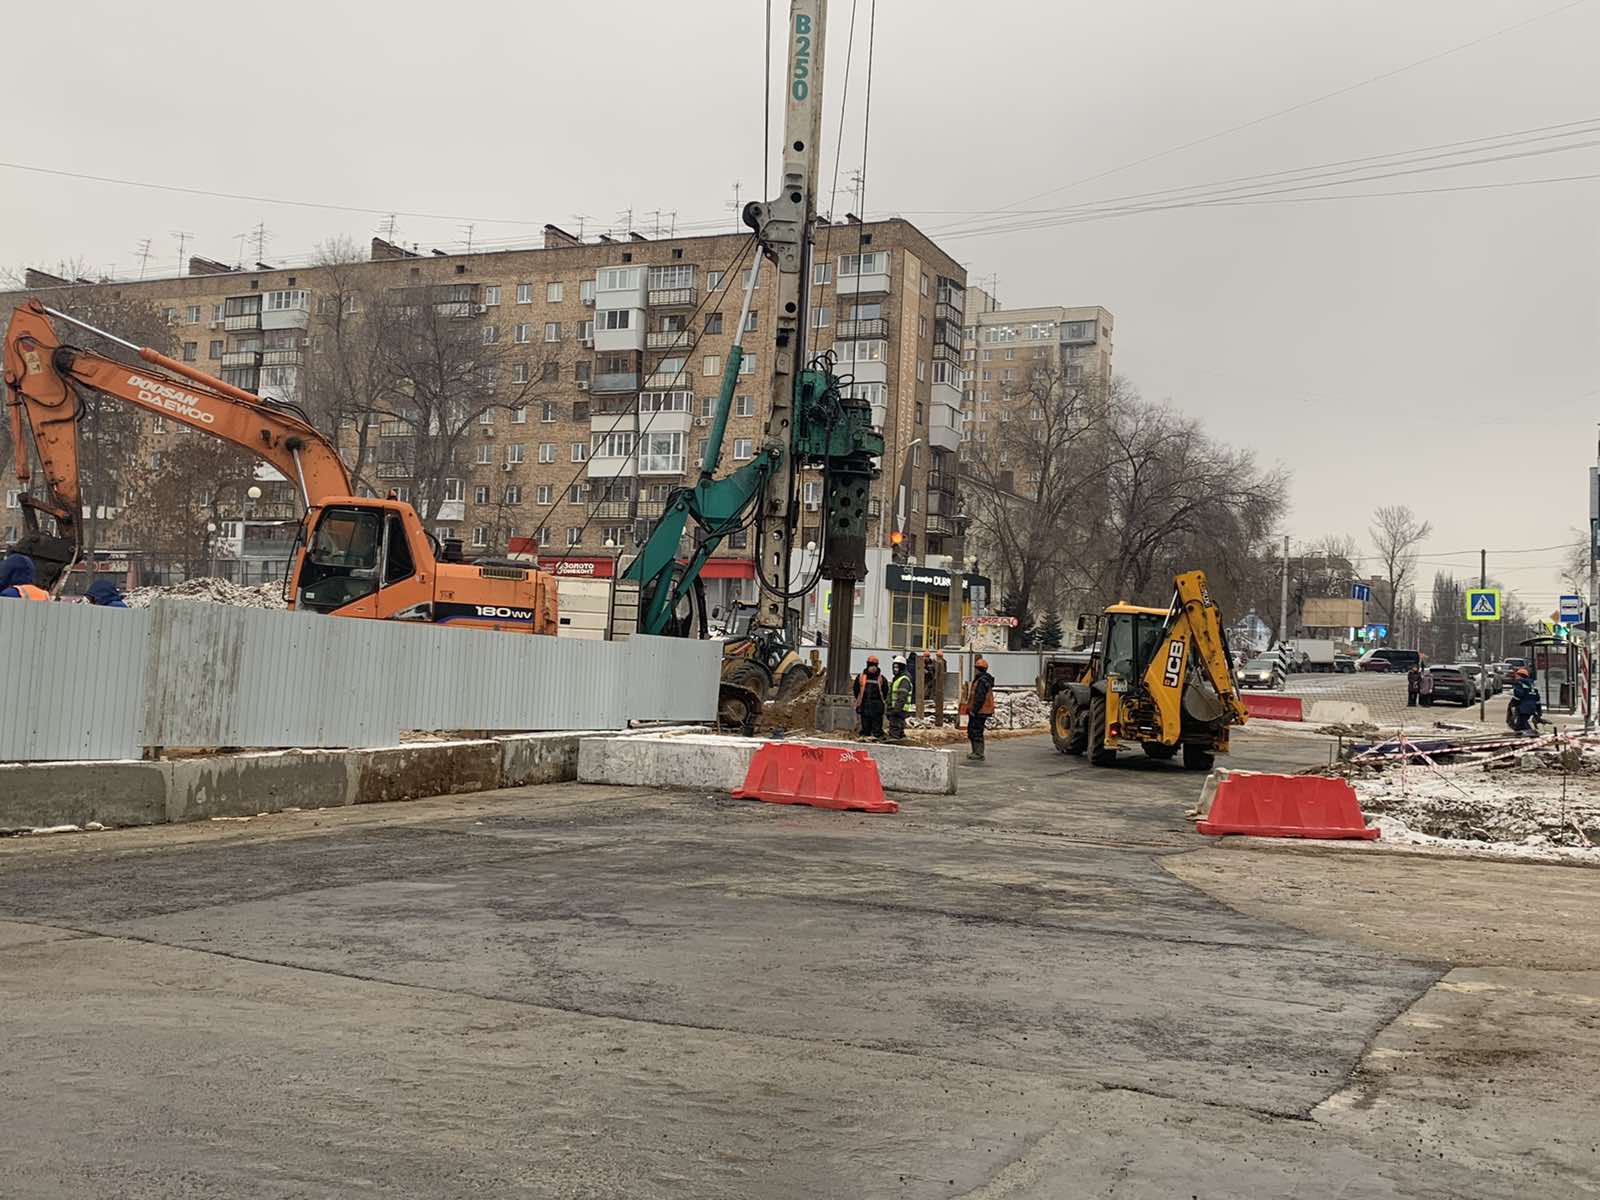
[988,0,1595,214]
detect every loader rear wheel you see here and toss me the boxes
[1141,741,1178,761]
[777,663,813,700]
[725,659,773,699]
[1182,743,1216,771]
[717,684,762,737]
[1051,697,1086,756]
[1087,693,1117,767]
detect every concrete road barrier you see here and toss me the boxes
[1306,700,1372,725]
[1242,693,1305,722]
[578,732,959,795]
[0,729,641,834]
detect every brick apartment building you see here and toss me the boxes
[2,218,966,616]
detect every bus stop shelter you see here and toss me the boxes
[1519,636,1579,713]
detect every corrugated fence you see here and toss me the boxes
[0,600,719,762]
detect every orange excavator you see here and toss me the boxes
[3,299,557,633]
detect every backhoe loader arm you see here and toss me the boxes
[3,300,351,529]
[1140,570,1248,737]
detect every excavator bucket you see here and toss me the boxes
[12,529,76,590]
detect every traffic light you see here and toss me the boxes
[889,529,905,563]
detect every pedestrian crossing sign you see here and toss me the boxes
[1465,588,1501,621]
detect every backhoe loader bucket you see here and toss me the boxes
[11,530,77,590]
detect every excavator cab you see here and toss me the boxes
[290,504,389,615]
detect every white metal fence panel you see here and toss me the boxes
[0,602,146,760]
[1,599,720,761]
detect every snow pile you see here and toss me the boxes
[1351,745,1600,860]
[991,689,1050,729]
[125,578,286,610]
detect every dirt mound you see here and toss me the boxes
[758,672,826,732]
[125,578,287,610]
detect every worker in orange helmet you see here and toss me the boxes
[854,654,889,740]
[967,656,996,761]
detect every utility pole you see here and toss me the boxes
[1479,548,1487,722]
[134,238,153,280]
[1278,533,1290,646]
[1588,439,1598,731]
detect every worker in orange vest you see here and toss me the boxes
[854,654,889,740]
[0,553,49,600]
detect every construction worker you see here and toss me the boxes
[1510,667,1541,735]
[887,655,914,742]
[967,656,996,761]
[84,579,128,608]
[0,553,49,600]
[854,654,889,740]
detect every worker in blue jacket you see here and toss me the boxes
[1510,667,1542,735]
[85,579,128,608]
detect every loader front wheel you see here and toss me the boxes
[1051,696,1086,756]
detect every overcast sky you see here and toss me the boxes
[5,0,1597,612]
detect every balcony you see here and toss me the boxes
[376,463,411,480]
[645,328,696,351]
[836,317,890,340]
[1060,325,1098,347]
[838,356,886,386]
[261,347,303,366]
[936,284,964,311]
[592,371,640,393]
[221,368,259,393]
[930,392,963,454]
[223,312,261,332]
[589,500,634,519]
[261,302,310,332]
[586,453,636,480]
[636,499,667,520]
[928,471,956,497]
[925,514,953,537]
[647,287,697,308]
[836,269,891,297]
[220,349,262,369]
[932,342,961,366]
[595,317,645,353]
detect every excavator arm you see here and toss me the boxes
[3,299,351,553]
[1139,569,1248,740]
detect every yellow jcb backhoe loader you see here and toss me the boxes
[1038,570,1248,769]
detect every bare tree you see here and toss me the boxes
[119,434,258,579]
[961,364,1105,625]
[1368,505,1431,645]
[300,239,391,496]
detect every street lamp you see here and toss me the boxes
[893,438,923,652]
[946,508,970,650]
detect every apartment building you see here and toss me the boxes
[2,219,966,613]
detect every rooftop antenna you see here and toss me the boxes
[459,222,475,254]
[570,214,594,241]
[727,181,743,231]
[667,210,678,237]
[250,221,270,264]
[233,230,249,269]
[134,237,153,280]
[378,213,400,243]
[171,230,193,276]
[848,168,866,219]
[615,207,634,237]
[646,209,663,238]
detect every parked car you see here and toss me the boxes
[1359,648,1424,672]
[1456,663,1487,700]
[1334,654,1358,673]
[1238,656,1283,690]
[1424,665,1475,706]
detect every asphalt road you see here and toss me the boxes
[2,728,1595,1198]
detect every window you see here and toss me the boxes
[208,340,223,358]
[512,362,529,384]
[915,402,924,423]
[1063,320,1095,340]
[544,322,561,342]
[507,443,527,464]
[963,348,975,362]
[850,302,882,319]
[932,360,961,386]
[803,480,821,507]
[850,381,886,408]
[652,356,686,382]
[534,525,549,544]
[728,529,748,550]
[599,267,641,290]
[917,361,927,382]
[707,270,724,291]
[566,527,583,547]
[186,305,201,324]
[600,309,631,331]
[536,443,553,463]
[1005,348,1016,359]
[516,283,533,304]
[569,483,590,504]
[514,323,531,343]
[735,394,754,417]
[918,317,928,336]
[839,251,887,276]
[702,354,721,377]
[814,262,833,285]
[181,341,197,362]
[698,394,714,417]
[475,444,493,465]
[571,442,588,462]
[1003,368,1016,381]
[435,528,455,543]
[639,430,685,473]
[576,319,594,343]
[704,312,723,334]
[648,264,694,290]
[839,340,886,364]
[212,303,224,322]
[471,526,488,548]
[738,353,756,376]
[580,279,596,304]
[474,486,490,505]
[482,324,499,344]
[811,306,830,328]
[443,478,464,502]
[546,282,563,303]
[512,405,528,424]
[265,290,307,311]
[733,438,754,460]
[592,430,636,458]
[484,285,501,306]
[541,362,560,383]
[601,525,631,547]
[505,484,523,505]
[742,310,758,332]
[163,307,178,324]
[479,409,496,425]
[920,272,930,296]
[575,362,592,384]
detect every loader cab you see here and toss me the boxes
[288,501,425,616]
[1099,605,1169,690]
